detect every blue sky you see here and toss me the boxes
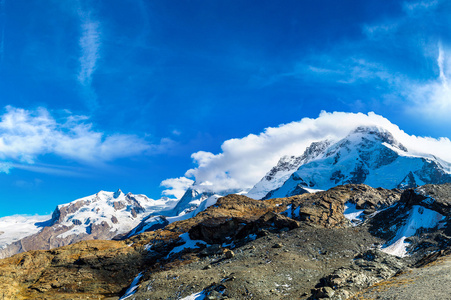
[0,0,450,216]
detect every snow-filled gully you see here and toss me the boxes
[381,205,445,257]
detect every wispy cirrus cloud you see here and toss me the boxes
[253,0,451,124]
[402,42,451,118]
[78,18,100,86]
[76,5,101,109]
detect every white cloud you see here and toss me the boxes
[76,6,101,109]
[437,43,449,87]
[77,14,100,86]
[402,43,451,118]
[0,106,152,172]
[172,129,181,136]
[173,111,451,194]
[403,0,439,13]
[160,177,194,199]
[78,21,100,85]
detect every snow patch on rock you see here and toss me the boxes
[381,205,445,257]
[119,272,143,300]
[343,202,365,225]
[165,233,207,258]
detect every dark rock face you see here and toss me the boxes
[348,162,370,184]
[51,200,88,225]
[403,183,451,215]
[416,159,451,185]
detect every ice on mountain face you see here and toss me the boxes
[0,215,51,248]
[381,205,445,257]
[397,171,418,189]
[124,216,169,239]
[264,126,451,199]
[166,195,220,223]
[171,182,239,217]
[247,140,330,199]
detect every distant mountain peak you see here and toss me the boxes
[246,139,331,199]
[113,189,123,199]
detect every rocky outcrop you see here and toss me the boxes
[356,253,451,299]
[311,250,405,299]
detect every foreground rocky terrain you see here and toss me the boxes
[355,252,451,299]
[1,183,451,299]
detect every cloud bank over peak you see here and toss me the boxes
[160,177,194,199]
[162,111,451,196]
[0,106,152,173]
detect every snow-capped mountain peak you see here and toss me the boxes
[50,190,158,239]
[260,126,451,199]
[113,189,124,199]
[246,139,331,199]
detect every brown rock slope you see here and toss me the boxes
[0,184,401,299]
[353,253,451,300]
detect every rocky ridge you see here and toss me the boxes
[3,184,451,299]
[247,140,331,199]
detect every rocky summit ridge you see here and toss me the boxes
[2,183,451,299]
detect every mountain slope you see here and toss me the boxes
[246,140,330,199]
[263,126,451,199]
